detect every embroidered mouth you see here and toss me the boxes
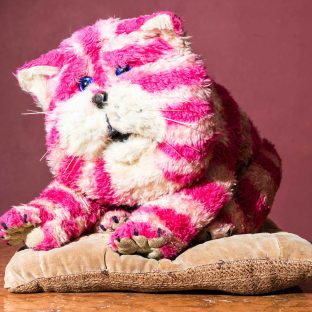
[106,115,131,142]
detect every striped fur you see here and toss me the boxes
[0,12,281,259]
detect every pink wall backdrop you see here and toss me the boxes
[0,0,311,240]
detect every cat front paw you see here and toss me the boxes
[110,221,182,259]
[96,210,130,233]
[0,206,41,245]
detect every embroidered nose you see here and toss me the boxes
[92,92,108,109]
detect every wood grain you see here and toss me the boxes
[0,244,311,312]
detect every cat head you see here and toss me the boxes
[17,12,215,182]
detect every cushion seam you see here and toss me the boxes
[7,258,312,290]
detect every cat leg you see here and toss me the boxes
[0,180,101,250]
[195,139,282,243]
[110,179,233,259]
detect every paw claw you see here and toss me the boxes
[97,210,130,233]
[147,249,163,260]
[112,216,119,224]
[1,223,8,230]
[148,237,166,248]
[132,235,149,250]
[110,222,168,258]
[115,238,138,254]
[23,214,28,223]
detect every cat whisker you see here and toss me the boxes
[184,144,201,153]
[22,110,49,116]
[65,157,80,180]
[128,108,199,113]
[147,109,190,112]
[39,151,48,162]
[161,141,188,161]
[62,156,76,177]
[163,117,206,134]
[22,112,46,115]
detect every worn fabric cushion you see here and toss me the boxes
[4,221,312,295]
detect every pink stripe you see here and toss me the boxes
[57,156,84,190]
[184,181,230,215]
[255,150,282,188]
[235,178,270,228]
[85,200,105,232]
[162,99,213,123]
[28,202,54,224]
[94,159,117,204]
[131,65,208,93]
[77,25,107,87]
[39,187,86,218]
[116,15,150,35]
[61,219,80,238]
[46,126,59,151]
[48,99,57,111]
[140,206,196,243]
[34,224,61,251]
[103,38,172,68]
[213,83,243,169]
[17,49,65,71]
[55,56,87,101]
[116,11,183,35]
[163,168,206,185]
[77,25,100,61]
[0,208,24,229]
[210,142,236,171]
[93,62,107,87]
[254,196,270,229]
[158,136,216,161]
[17,48,79,102]
[160,244,180,259]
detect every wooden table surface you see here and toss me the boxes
[0,244,311,312]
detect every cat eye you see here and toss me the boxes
[116,65,131,76]
[78,76,93,91]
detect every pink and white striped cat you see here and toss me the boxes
[0,12,281,259]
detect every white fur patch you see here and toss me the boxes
[106,81,166,141]
[141,14,174,32]
[55,89,109,159]
[17,66,59,110]
[104,136,180,205]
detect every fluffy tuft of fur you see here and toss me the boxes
[0,12,281,259]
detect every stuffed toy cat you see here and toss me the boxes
[0,11,281,259]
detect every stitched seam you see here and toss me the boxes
[9,259,312,290]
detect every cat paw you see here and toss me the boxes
[96,210,130,233]
[26,219,76,250]
[0,206,41,245]
[110,221,170,259]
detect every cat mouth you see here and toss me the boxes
[106,115,131,142]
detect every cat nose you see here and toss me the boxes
[92,92,108,109]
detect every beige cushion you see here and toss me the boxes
[4,221,312,295]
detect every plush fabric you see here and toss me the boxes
[0,11,282,260]
[4,222,312,294]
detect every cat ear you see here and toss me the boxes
[140,12,184,36]
[16,65,59,110]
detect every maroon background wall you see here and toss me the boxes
[0,0,311,240]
